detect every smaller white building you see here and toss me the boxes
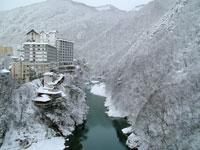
[40,31,49,43]
[48,30,58,46]
[26,29,40,42]
[26,29,58,46]
[43,72,53,86]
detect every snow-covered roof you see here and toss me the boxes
[43,72,53,76]
[48,74,64,86]
[33,94,51,102]
[27,29,39,35]
[18,57,24,61]
[43,86,54,90]
[49,30,58,33]
[23,42,49,45]
[55,74,64,84]
[40,31,49,35]
[10,56,18,59]
[56,39,74,43]
[90,80,100,84]
[0,69,10,74]
[37,87,62,95]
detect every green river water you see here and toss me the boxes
[66,89,129,150]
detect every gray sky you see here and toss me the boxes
[0,0,152,11]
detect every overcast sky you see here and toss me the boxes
[0,0,152,11]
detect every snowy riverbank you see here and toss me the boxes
[90,82,128,118]
[90,82,106,96]
[90,82,131,147]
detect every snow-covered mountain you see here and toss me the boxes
[1,0,199,149]
[0,0,125,73]
[106,0,200,149]
[0,0,124,47]
[0,0,171,75]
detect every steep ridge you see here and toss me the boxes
[106,0,200,149]
[82,0,175,75]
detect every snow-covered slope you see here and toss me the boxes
[0,72,88,149]
[96,5,119,11]
[106,0,200,149]
[77,0,175,75]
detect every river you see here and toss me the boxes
[65,88,129,150]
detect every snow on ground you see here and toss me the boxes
[28,137,65,150]
[90,82,106,97]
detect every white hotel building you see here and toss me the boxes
[23,29,74,72]
[24,30,57,65]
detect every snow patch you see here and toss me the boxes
[28,137,65,150]
[43,72,53,76]
[90,80,100,84]
[122,126,133,135]
[133,4,146,11]
[33,94,51,102]
[105,96,128,118]
[90,83,106,97]
[0,69,10,73]
[37,87,62,95]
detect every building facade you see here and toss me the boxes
[40,31,49,43]
[43,72,53,86]
[23,43,57,64]
[56,39,75,73]
[11,61,50,83]
[48,30,58,46]
[38,30,58,46]
[0,46,13,55]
